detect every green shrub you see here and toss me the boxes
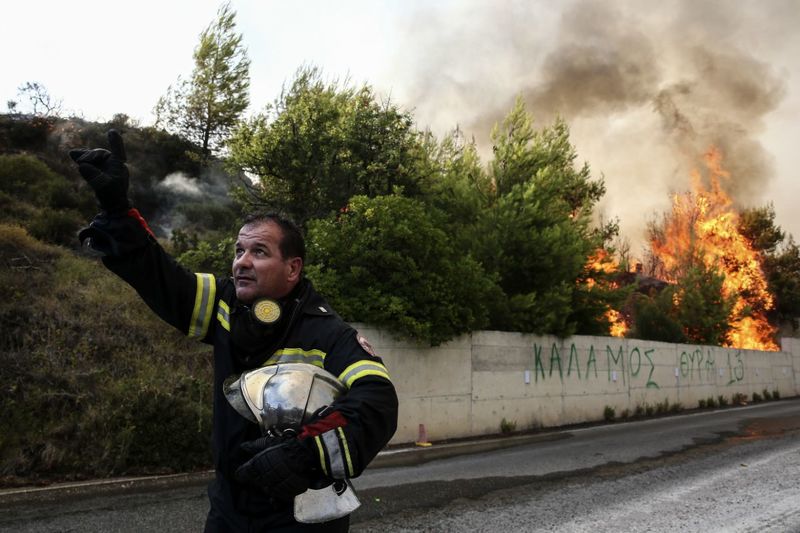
[500,418,517,434]
[718,395,729,407]
[620,408,631,419]
[631,292,687,343]
[603,406,616,422]
[773,389,780,399]
[762,389,771,401]
[307,193,498,345]
[633,404,645,418]
[27,208,85,247]
[732,392,748,405]
[655,399,670,415]
[0,154,65,204]
[752,392,762,403]
[176,236,235,278]
[0,115,51,151]
[669,402,683,413]
[645,404,655,416]
[706,396,717,408]
[698,399,707,408]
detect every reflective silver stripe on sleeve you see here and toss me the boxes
[264,348,326,368]
[337,426,354,477]
[188,273,215,338]
[313,436,328,476]
[217,300,230,331]
[338,360,391,388]
[322,430,346,479]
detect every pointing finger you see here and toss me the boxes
[107,129,127,162]
[73,148,111,165]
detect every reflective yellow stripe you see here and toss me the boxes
[217,300,230,331]
[188,273,216,338]
[264,348,326,368]
[314,436,328,476]
[338,360,391,388]
[337,427,354,477]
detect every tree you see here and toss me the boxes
[673,263,735,345]
[420,127,493,254]
[479,98,609,336]
[227,67,428,227]
[739,204,784,255]
[739,204,800,329]
[16,82,62,117]
[155,2,250,163]
[632,261,734,345]
[631,291,687,344]
[763,238,800,329]
[305,193,498,345]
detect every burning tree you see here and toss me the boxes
[643,147,778,351]
[577,248,632,338]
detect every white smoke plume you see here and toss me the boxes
[158,172,205,197]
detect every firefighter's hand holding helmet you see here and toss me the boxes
[224,363,350,502]
[69,129,130,213]
[234,435,317,501]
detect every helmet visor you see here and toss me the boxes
[222,374,259,424]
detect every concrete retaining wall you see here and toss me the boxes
[354,325,800,445]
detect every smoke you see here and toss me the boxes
[393,0,796,252]
[158,172,205,197]
[156,169,230,199]
[151,167,233,238]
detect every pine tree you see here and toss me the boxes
[155,2,250,163]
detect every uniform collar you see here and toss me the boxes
[298,280,335,317]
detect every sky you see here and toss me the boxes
[2,0,799,255]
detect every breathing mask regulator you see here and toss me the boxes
[250,297,284,328]
[230,278,310,365]
[230,297,288,365]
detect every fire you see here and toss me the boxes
[585,249,617,288]
[606,309,628,338]
[584,249,628,337]
[650,147,777,351]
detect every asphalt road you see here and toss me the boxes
[2,399,799,532]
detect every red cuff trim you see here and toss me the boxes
[127,208,155,238]
[298,411,348,439]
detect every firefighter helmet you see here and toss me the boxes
[223,363,346,435]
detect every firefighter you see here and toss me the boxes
[70,130,398,532]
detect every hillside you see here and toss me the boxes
[0,115,234,485]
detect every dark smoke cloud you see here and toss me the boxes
[395,0,796,250]
[518,3,660,121]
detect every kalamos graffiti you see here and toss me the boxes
[531,342,746,389]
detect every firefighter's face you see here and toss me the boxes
[232,221,302,304]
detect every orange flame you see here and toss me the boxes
[651,147,777,351]
[585,249,617,289]
[606,309,628,338]
[584,249,628,337]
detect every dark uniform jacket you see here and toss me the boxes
[102,220,398,532]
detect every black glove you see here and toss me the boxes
[69,129,130,212]
[77,210,154,257]
[234,436,317,501]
